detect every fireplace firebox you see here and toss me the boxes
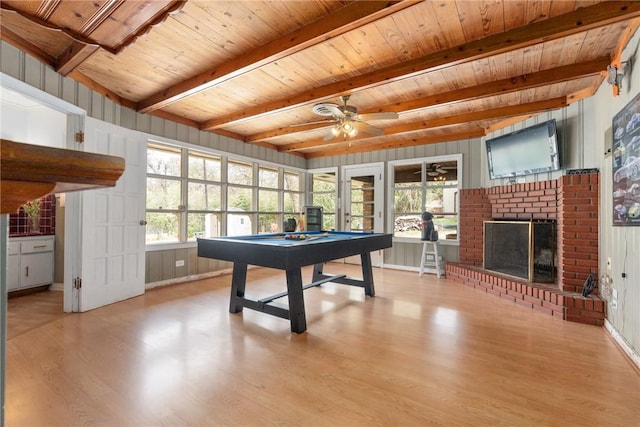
[483,220,556,283]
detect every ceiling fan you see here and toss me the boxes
[427,164,448,176]
[308,95,399,141]
[414,163,449,178]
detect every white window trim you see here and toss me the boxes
[145,138,306,250]
[307,167,339,229]
[387,153,462,245]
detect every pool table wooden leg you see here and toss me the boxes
[361,253,375,296]
[229,262,248,313]
[312,263,323,282]
[286,268,307,333]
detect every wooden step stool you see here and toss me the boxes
[419,241,444,278]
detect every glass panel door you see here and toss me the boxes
[348,175,375,232]
[343,164,384,266]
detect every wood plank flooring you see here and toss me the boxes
[6,289,66,340]
[5,264,640,426]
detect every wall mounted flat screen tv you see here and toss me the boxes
[486,119,561,180]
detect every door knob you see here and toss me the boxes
[140,220,148,226]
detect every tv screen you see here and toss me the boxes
[486,119,561,180]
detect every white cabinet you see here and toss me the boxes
[7,236,55,292]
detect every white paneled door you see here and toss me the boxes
[75,118,146,311]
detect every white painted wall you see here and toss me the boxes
[1,88,66,147]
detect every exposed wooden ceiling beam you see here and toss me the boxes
[56,41,100,76]
[137,0,419,114]
[68,70,138,110]
[281,97,568,153]
[246,57,610,143]
[304,129,486,159]
[611,17,640,68]
[485,115,534,134]
[201,1,640,132]
[134,108,255,146]
[246,122,334,143]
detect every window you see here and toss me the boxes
[146,144,182,243]
[187,152,221,240]
[146,142,304,244]
[227,160,253,236]
[391,156,460,241]
[309,170,337,231]
[283,171,302,226]
[258,166,279,233]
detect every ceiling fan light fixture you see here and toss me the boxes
[340,120,358,137]
[309,95,397,140]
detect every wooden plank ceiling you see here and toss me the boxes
[1,0,639,158]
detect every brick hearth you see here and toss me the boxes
[448,173,605,326]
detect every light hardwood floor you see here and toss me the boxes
[5,264,640,426]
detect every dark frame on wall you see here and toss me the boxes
[612,91,640,226]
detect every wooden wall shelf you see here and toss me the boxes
[0,139,125,214]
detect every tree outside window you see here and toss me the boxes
[392,159,459,240]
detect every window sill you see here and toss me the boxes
[392,236,459,246]
[146,241,198,252]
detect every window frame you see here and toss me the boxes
[307,167,339,232]
[145,140,305,250]
[387,154,462,245]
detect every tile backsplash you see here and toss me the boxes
[9,194,56,237]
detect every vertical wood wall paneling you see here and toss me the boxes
[145,251,162,283]
[24,54,43,89]
[594,25,640,357]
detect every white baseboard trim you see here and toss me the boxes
[383,263,445,277]
[383,263,419,272]
[605,319,640,371]
[145,265,261,290]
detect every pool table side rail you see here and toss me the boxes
[197,233,392,270]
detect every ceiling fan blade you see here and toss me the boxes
[355,121,384,136]
[289,119,336,127]
[357,111,399,121]
[323,132,336,141]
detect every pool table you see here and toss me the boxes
[197,231,392,333]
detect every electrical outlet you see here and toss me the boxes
[612,288,618,300]
[176,260,185,267]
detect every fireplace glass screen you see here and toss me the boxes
[483,220,555,282]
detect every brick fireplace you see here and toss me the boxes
[446,173,605,325]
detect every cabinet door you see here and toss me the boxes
[7,254,20,291]
[21,252,54,288]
